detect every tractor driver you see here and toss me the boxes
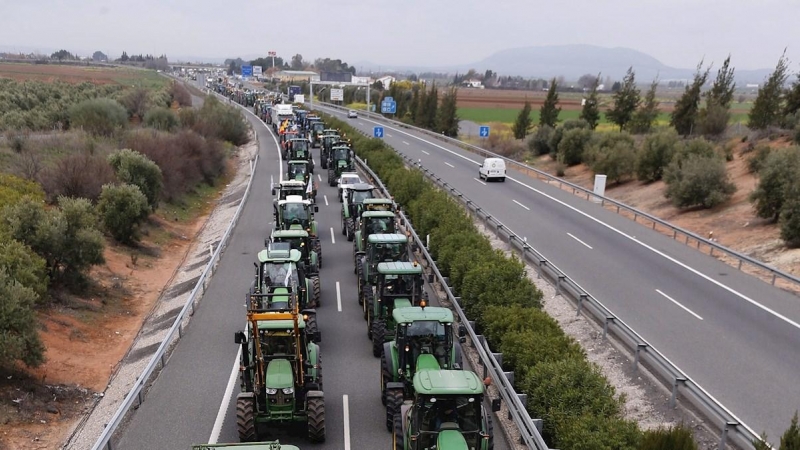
[434,401,459,430]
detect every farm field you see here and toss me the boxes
[0,62,165,87]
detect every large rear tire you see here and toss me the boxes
[307,396,326,443]
[311,276,321,307]
[306,314,319,344]
[371,319,385,357]
[314,240,323,268]
[393,413,404,450]
[328,169,335,187]
[363,289,372,321]
[386,389,403,432]
[236,396,256,442]
[381,352,391,406]
[346,218,354,241]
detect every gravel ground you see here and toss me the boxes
[63,136,258,450]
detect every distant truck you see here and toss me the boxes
[271,104,295,132]
[288,85,302,102]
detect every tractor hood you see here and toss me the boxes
[393,298,413,309]
[416,353,441,371]
[337,160,347,168]
[265,359,294,389]
[437,429,469,449]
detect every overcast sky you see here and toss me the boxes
[1,0,797,71]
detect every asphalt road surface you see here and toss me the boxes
[115,79,512,450]
[314,104,800,443]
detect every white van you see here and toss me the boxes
[478,158,506,182]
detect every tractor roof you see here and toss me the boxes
[413,370,484,396]
[362,211,395,218]
[278,195,310,205]
[363,198,393,204]
[256,316,306,330]
[288,138,308,143]
[392,306,454,324]
[287,160,309,165]
[349,183,375,191]
[367,233,407,244]
[272,229,310,238]
[378,261,422,275]
[258,247,302,263]
[279,180,306,187]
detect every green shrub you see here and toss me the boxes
[746,144,773,174]
[584,132,638,183]
[636,129,679,182]
[749,147,800,221]
[143,107,179,132]
[780,411,800,450]
[499,329,585,373]
[529,125,555,155]
[780,184,800,248]
[549,119,591,156]
[178,108,199,129]
[68,98,128,136]
[794,124,800,145]
[664,154,736,208]
[108,149,163,210]
[639,423,697,450]
[698,102,731,137]
[98,184,150,244]
[556,414,641,450]
[459,251,541,318]
[0,239,48,303]
[753,433,771,450]
[672,137,717,167]
[557,128,593,166]
[0,270,45,369]
[194,96,250,146]
[0,174,45,211]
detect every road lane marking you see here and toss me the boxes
[317,173,322,182]
[444,162,455,168]
[343,395,352,450]
[386,133,393,137]
[421,150,430,155]
[567,232,593,249]
[209,346,242,444]
[512,199,530,211]
[324,195,329,206]
[403,141,410,145]
[330,227,335,244]
[359,122,364,125]
[473,177,486,185]
[656,289,704,320]
[317,107,800,332]
[336,281,342,312]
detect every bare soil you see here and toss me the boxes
[0,62,143,85]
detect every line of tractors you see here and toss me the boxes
[203,83,498,450]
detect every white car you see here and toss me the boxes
[347,110,358,118]
[337,172,362,201]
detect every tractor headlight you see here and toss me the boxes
[282,388,294,395]
[266,388,278,395]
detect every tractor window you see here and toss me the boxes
[351,190,374,204]
[418,396,480,435]
[367,217,391,234]
[292,140,308,152]
[332,148,349,160]
[289,165,307,178]
[375,243,403,262]
[262,262,293,287]
[282,203,308,224]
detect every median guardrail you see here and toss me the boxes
[91,152,259,450]
[339,118,765,450]
[316,101,800,295]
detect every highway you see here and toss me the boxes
[314,104,800,442]
[114,78,512,449]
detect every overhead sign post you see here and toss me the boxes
[373,126,384,138]
[380,96,397,114]
[241,65,253,78]
[479,126,490,138]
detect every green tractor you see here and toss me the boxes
[340,183,377,240]
[318,131,341,168]
[392,370,497,450]
[286,138,314,173]
[366,262,427,357]
[327,145,355,186]
[251,242,321,311]
[381,306,466,429]
[355,233,409,312]
[273,196,322,277]
[352,200,398,251]
[234,287,325,443]
[286,161,316,199]
[309,121,327,148]
[270,229,321,275]
[193,441,300,450]
[272,180,313,204]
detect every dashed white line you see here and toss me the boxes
[567,232,593,249]
[421,150,430,155]
[359,122,365,126]
[343,395,352,450]
[402,141,410,145]
[336,281,342,312]
[656,289,704,320]
[330,227,336,244]
[444,162,455,168]
[317,173,322,182]
[512,199,530,210]
[324,195,329,206]
[473,177,486,185]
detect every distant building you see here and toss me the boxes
[746,83,760,88]
[274,70,320,82]
[462,79,483,89]
[377,75,395,88]
[351,76,371,85]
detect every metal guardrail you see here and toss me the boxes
[339,114,766,449]
[354,154,550,450]
[91,153,259,450]
[316,102,800,294]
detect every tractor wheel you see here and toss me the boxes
[371,319,385,357]
[314,240,322,268]
[307,396,326,443]
[381,352,391,406]
[386,389,403,432]
[393,413,404,450]
[355,253,362,276]
[321,158,327,169]
[236,396,256,442]
[346,218,354,241]
[306,314,319,343]
[363,288,372,321]
[328,169,335,187]
[311,276,321,307]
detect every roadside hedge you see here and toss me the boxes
[320,114,698,449]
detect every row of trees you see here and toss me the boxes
[370,82,460,137]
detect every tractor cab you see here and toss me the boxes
[319,132,342,167]
[341,183,376,240]
[394,370,497,450]
[357,234,410,309]
[280,131,300,158]
[354,211,397,248]
[270,229,321,276]
[275,195,318,235]
[252,242,321,313]
[286,139,314,172]
[272,180,312,202]
[327,145,355,186]
[309,120,326,147]
[286,160,311,184]
[367,262,427,357]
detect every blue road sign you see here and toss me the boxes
[479,126,490,137]
[381,100,397,114]
[373,126,384,138]
[241,65,253,77]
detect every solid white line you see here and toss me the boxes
[473,177,486,186]
[444,162,455,168]
[330,227,336,244]
[323,109,800,332]
[324,195,329,206]
[343,395,351,450]
[512,199,530,211]
[403,141,410,146]
[208,346,242,444]
[317,173,322,182]
[421,150,430,155]
[336,281,342,312]
[567,232,593,249]
[656,289,704,320]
